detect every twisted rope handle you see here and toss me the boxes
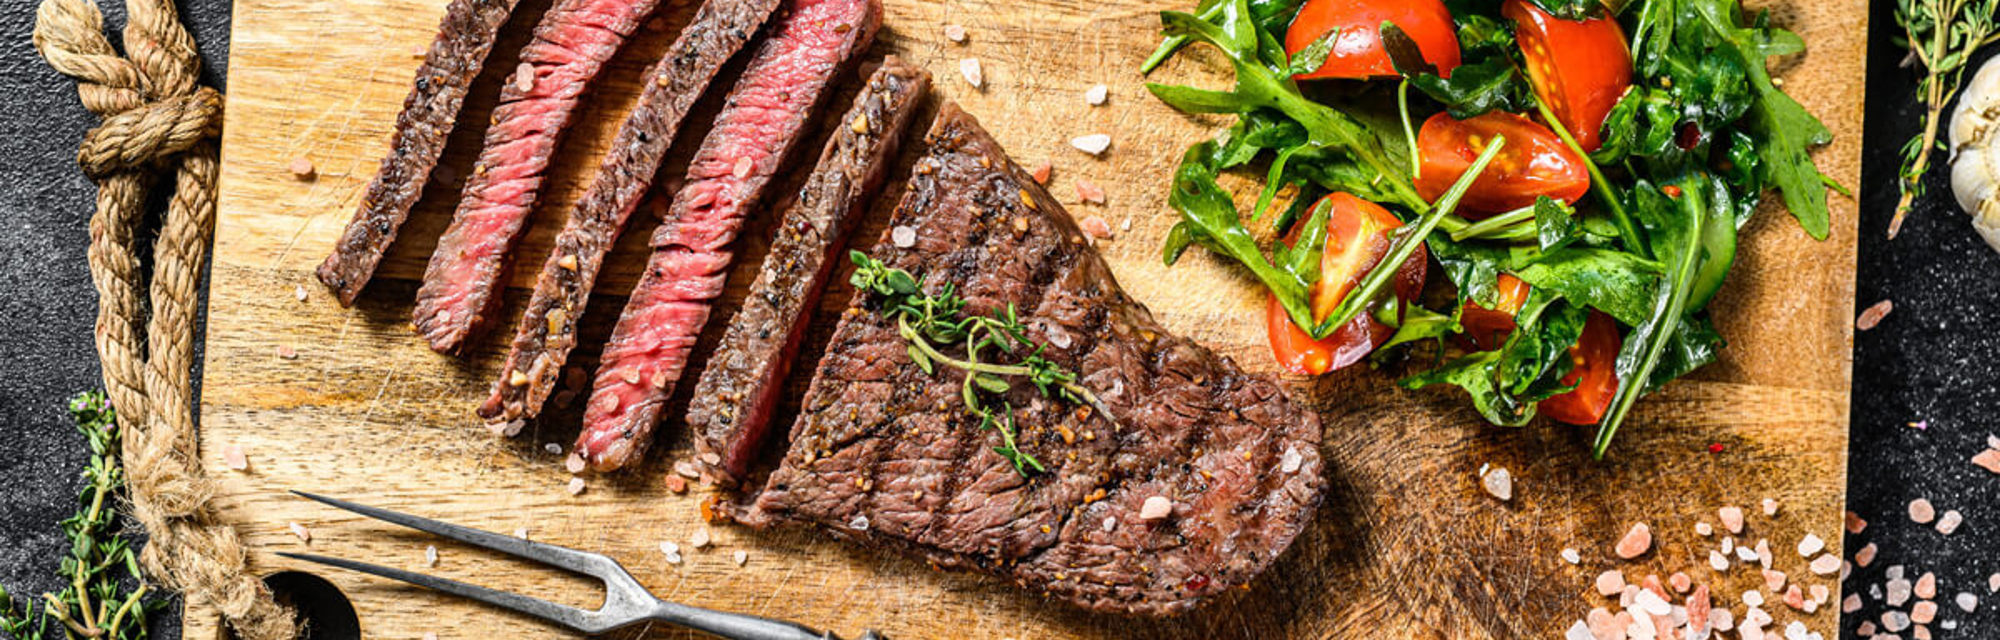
[34,0,296,637]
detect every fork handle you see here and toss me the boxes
[652,600,882,640]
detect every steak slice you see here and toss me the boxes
[318,0,525,306]
[574,0,883,472]
[679,58,927,483]
[412,0,670,355]
[479,0,781,426]
[736,104,1325,616]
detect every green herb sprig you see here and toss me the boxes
[1890,0,2000,237]
[849,252,1111,475]
[1,392,162,640]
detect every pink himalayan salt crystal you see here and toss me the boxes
[942,24,967,43]
[222,443,248,471]
[1761,497,1780,516]
[1937,509,1964,535]
[1595,570,1626,596]
[1030,161,1052,185]
[1847,510,1869,534]
[1913,599,1939,624]
[1669,572,1692,593]
[1783,584,1806,610]
[1809,553,1842,575]
[288,156,316,179]
[1857,299,1893,330]
[288,521,311,543]
[958,58,983,88]
[1973,448,2000,474]
[1910,498,1937,523]
[1991,573,2000,592]
[664,474,687,494]
[1079,215,1113,241]
[1843,593,1863,613]
[1762,569,1787,592]
[565,453,587,474]
[1076,179,1107,205]
[1139,496,1173,520]
[1917,572,1938,599]
[1857,542,1879,566]
[1719,506,1746,534]
[566,476,586,496]
[1686,585,1711,636]
[1615,523,1653,559]
[1640,574,1668,602]
[1586,607,1619,640]
[1810,584,1830,604]
[1482,467,1513,501]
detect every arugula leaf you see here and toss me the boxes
[1684,0,1835,240]
[1534,196,1579,253]
[1163,142,1316,332]
[1408,57,1530,119]
[1141,0,1309,73]
[1527,0,1606,20]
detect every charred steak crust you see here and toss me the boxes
[685,57,931,485]
[479,0,782,425]
[318,0,525,306]
[738,104,1326,616]
[413,0,670,356]
[575,0,883,472]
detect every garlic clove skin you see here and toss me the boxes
[1949,55,2000,252]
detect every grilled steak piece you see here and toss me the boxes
[575,0,883,472]
[735,104,1325,616]
[479,0,781,426]
[318,0,525,306]
[683,59,929,484]
[413,0,670,355]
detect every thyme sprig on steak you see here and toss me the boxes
[849,250,1109,475]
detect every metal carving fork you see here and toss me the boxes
[281,491,881,639]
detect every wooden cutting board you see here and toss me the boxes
[190,0,1867,637]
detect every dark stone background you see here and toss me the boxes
[0,0,1995,638]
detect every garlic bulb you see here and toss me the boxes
[1948,55,2000,251]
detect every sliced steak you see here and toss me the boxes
[735,104,1325,616]
[318,0,525,306]
[683,58,929,484]
[412,0,670,355]
[479,0,781,425]
[574,0,883,472]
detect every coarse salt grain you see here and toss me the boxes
[1077,180,1107,205]
[1279,446,1303,474]
[1719,506,1745,534]
[1856,299,1893,330]
[425,545,438,567]
[424,633,438,640]
[1857,542,1878,566]
[959,58,983,88]
[565,453,587,474]
[674,461,701,479]
[1709,550,1729,571]
[1669,572,1691,593]
[1695,522,1713,537]
[1937,509,1964,535]
[891,225,917,248]
[277,345,298,360]
[1071,133,1111,156]
[1958,591,1979,611]
[664,474,687,493]
[1595,570,1625,596]
[1736,545,1758,563]
[943,24,967,43]
[1843,593,1862,613]
[1743,590,1765,607]
[1085,84,1108,106]
[514,62,534,93]
[1991,573,2000,592]
[1615,523,1653,559]
[293,284,309,302]
[1762,569,1787,592]
[660,541,682,564]
[288,156,316,179]
[566,476,586,496]
[1755,538,1773,569]
[1973,448,2000,474]
[1634,589,1671,616]
[1761,498,1780,516]
[732,550,748,566]
[1560,548,1581,565]
[1140,496,1173,520]
[1917,572,1938,599]
[1913,600,1939,624]
[1030,162,1052,185]
[690,528,711,549]
[1564,620,1592,640]
[1797,532,1825,557]
[543,442,562,455]
[514,527,529,540]
[289,522,311,543]
[1481,466,1513,501]
[1847,510,1869,534]
[1102,516,1116,532]
[1910,498,1937,523]
[222,443,249,471]
[1079,215,1113,241]
[849,515,870,532]
[1808,553,1841,575]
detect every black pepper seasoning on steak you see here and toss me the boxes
[317,0,526,306]
[412,0,674,355]
[683,57,930,484]
[733,104,1326,616]
[478,0,782,426]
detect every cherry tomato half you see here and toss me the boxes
[1459,273,1533,351]
[1414,111,1591,216]
[1285,0,1461,80]
[1540,310,1621,426]
[1504,0,1632,152]
[1265,193,1429,375]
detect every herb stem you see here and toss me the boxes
[1314,136,1508,337]
[897,318,1106,412]
[1399,79,1421,179]
[1448,203,1539,241]
[1532,98,1645,256]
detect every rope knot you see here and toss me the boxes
[78,86,222,177]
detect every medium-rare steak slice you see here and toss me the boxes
[412,0,670,355]
[575,0,883,472]
[318,0,525,306]
[479,0,781,426]
[681,58,927,483]
[736,104,1326,616]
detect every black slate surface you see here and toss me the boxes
[1,0,1998,638]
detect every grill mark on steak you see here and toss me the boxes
[685,58,930,485]
[412,0,669,355]
[735,104,1325,616]
[478,0,781,426]
[572,0,882,472]
[317,0,526,306]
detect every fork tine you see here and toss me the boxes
[278,552,599,632]
[290,490,609,577]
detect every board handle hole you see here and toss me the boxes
[220,571,361,640]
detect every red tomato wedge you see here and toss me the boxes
[1459,273,1532,351]
[1504,0,1632,152]
[1265,193,1428,375]
[1285,0,1461,80]
[1540,311,1621,426]
[1414,111,1591,216]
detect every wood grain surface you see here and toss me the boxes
[191,0,1868,637]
